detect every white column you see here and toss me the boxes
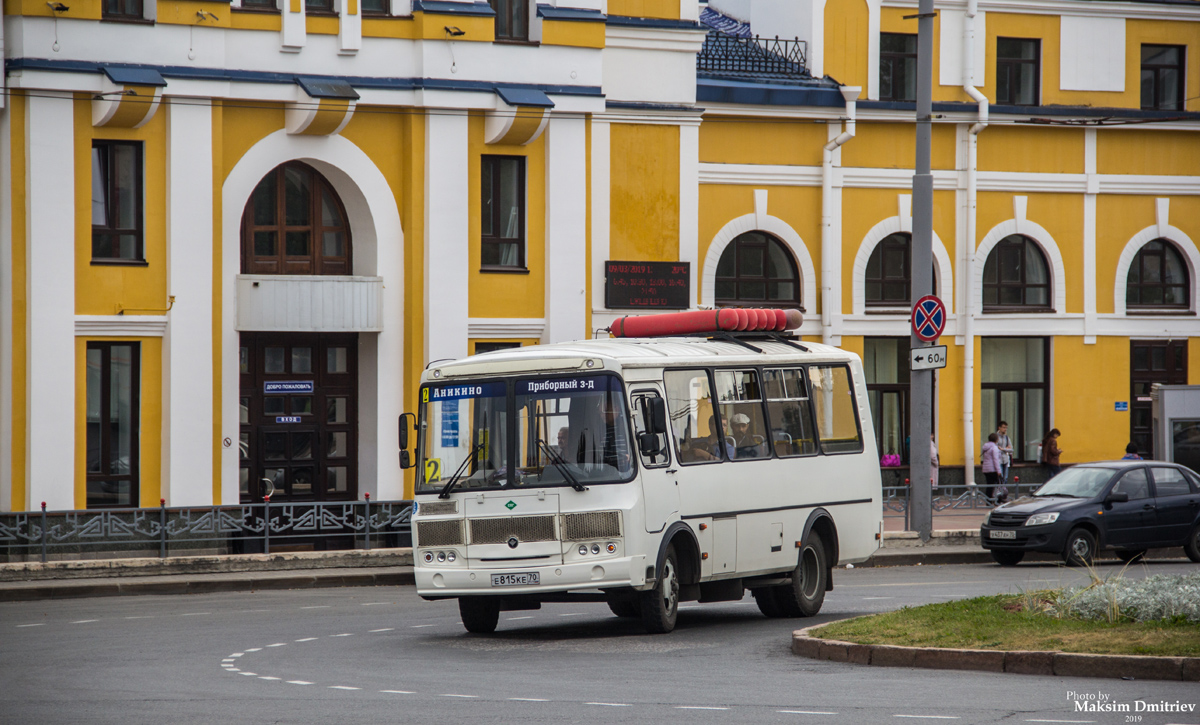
[339,0,362,54]
[589,119,610,323]
[1083,127,1098,344]
[164,99,215,506]
[544,115,588,343]
[26,92,75,510]
[282,0,306,51]
[678,122,700,309]
[424,110,470,363]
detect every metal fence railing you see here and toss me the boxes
[883,481,1044,518]
[697,32,808,77]
[0,498,413,563]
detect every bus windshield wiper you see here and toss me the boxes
[439,442,485,499]
[537,439,586,492]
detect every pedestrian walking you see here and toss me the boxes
[982,432,1004,502]
[995,421,1014,485]
[930,433,939,490]
[1121,442,1143,460]
[1041,428,1062,477]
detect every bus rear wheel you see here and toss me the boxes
[775,537,828,617]
[640,544,680,634]
[458,597,500,634]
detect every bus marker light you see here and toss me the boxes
[606,543,616,553]
[701,552,708,560]
[698,523,707,531]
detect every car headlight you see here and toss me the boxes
[1026,512,1059,526]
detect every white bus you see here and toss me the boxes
[403,330,883,634]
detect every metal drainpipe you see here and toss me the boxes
[820,86,862,344]
[961,0,988,486]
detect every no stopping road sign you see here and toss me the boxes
[912,295,946,342]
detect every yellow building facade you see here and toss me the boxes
[1,0,1197,512]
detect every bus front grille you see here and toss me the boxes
[469,516,557,544]
[415,519,465,547]
[561,511,622,540]
[416,500,458,516]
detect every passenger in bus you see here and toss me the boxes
[554,426,569,456]
[564,394,631,474]
[729,413,765,458]
[685,415,733,462]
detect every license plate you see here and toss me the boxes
[491,572,540,587]
[989,529,1016,539]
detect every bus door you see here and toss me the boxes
[631,387,678,533]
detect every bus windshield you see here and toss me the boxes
[416,374,634,493]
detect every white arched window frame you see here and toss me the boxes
[701,213,817,313]
[851,215,954,315]
[1113,225,1200,316]
[973,218,1066,314]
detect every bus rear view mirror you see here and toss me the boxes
[398,412,416,469]
[637,397,667,457]
[648,397,667,435]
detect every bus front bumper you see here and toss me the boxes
[415,554,649,598]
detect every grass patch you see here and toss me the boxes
[812,595,1200,657]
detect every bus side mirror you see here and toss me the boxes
[637,397,667,457]
[398,413,416,469]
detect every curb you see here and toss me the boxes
[791,620,1200,682]
[0,569,415,602]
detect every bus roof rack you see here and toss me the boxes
[668,330,810,354]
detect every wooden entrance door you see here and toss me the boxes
[239,332,358,502]
[1130,340,1187,459]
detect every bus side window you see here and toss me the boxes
[808,365,864,454]
[664,370,724,465]
[713,370,770,461]
[763,368,818,457]
[631,391,671,468]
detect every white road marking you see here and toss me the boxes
[509,698,549,702]
[180,612,211,616]
[222,659,235,663]
[16,623,45,628]
[506,616,533,620]
[287,681,314,686]
[558,613,585,617]
[677,706,729,710]
[586,703,631,707]
[370,628,394,633]
[70,620,99,624]
[440,694,479,699]
[331,633,354,637]
[361,602,391,606]
[301,605,332,609]
[294,638,317,643]
[1025,720,1096,723]
[862,597,894,600]
[239,672,258,677]
[258,677,281,681]
[124,616,152,620]
[329,686,361,691]
[229,653,244,657]
[410,625,434,628]
[380,690,415,695]
[839,581,989,588]
[266,643,287,647]
[245,648,262,652]
[226,668,240,673]
[894,716,960,720]
[779,710,838,715]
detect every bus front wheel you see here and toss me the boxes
[640,544,680,634]
[776,537,828,617]
[458,596,500,634]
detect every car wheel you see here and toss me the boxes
[1062,528,1096,567]
[458,597,500,634]
[775,537,828,617]
[752,587,785,618]
[1115,549,1146,564]
[990,549,1024,566]
[606,597,640,619]
[640,544,680,634]
[1185,523,1200,564]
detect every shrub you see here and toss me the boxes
[1048,573,1200,624]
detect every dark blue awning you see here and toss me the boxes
[102,66,166,87]
[295,76,360,100]
[495,87,555,108]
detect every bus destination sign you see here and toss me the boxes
[605,261,690,310]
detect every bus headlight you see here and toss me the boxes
[446,551,456,562]
[578,545,588,556]
[423,551,434,563]
[436,551,446,562]
[591,544,600,554]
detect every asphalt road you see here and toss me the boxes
[1,560,1198,725]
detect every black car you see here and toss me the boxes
[981,460,1200,566]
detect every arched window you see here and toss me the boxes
[714,231,801,309]
[982,234,1050,311]
[241,162,351,275]
[1127,239,1189,309]
[866,232,911,306]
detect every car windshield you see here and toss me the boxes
[416,374,634,493]
[1033,467,1116,499]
